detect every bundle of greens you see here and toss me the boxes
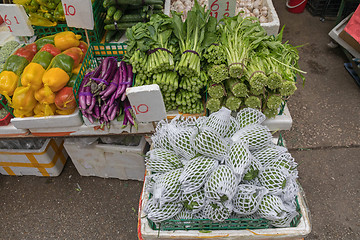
[171,1,217,77]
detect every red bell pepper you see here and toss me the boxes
[78,41,88,62]
[14,47,36,62]
[62,47,83,67]
[24,43,38,55]
[40,43,61,57]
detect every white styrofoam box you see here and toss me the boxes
[126,84,167,123]
[11,108,83,129]
[0,139,67,176]
[29,126,81,136]
[261,0,280,36]
[138,173,311,240]
[262,105,293,131]
[329,13,360,59]
[164,0,279,36]
[64,136,148,180]
[0,123,29,137]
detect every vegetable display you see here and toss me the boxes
[0,41,21,72]
[77,57,136,129]
[102,0,165,42]
[145,107,300,227]
[0,32,88,118]
[126,0,304,117]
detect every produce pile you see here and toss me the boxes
[103,0,165,42]
[78,57,137,129]
[170,0,270,23]
[14,0,67,27]
[0,41,21,72]
[144,107,300,227]
[126,1,305,117]
[0,31,87,118]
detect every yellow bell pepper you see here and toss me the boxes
[54,31,82,51]
[42,67,70,92]
[34,102,57,117]
[35,85,56,104]
[21,63,46,91]
[11,86,37,113]
[13,108,34,118]
[0,71,19,102]
[56,108,76,115]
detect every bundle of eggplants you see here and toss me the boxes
[78,57,135,128]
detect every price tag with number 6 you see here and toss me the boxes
[0,4,34,36]
[208,0,236,21]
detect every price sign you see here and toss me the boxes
[61,0,94,30]
[0,4,34,36]
[208,0,236,21]
[126,84,167,122]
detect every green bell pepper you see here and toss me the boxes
[35,35,55,51]
[32,51,54,69]
[3,55,30,76]
[54,3,65,22]
[67,74,77,87]
[48,53,74,76]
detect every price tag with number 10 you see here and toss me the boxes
[61,0,94,30]
[208,0,236,21]
[0,4,34,36]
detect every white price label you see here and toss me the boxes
[126,84,167,122]
[61,0,94,30]
[208,0,236,21]
[0,4,34,36]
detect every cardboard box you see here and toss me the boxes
[339,30,360,54]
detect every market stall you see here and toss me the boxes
[0,0,311,238]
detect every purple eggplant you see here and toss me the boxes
[94,104,100,119]
[114,61,127,99]
[109,104,119,121]
[120,64,134,101]
[100,68,120,99]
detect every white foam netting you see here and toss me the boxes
[145,148,183,173]
[153,168,183,208]
[173,209,194,221]
[202,200,233,222]
[144,197,183,223]
[266,153,298,176]
[230,212,262,219]
[281,175,299,202]
[179,156,219,194]
[152,120,173,151]
[232,184,268,215]
[251,144,288,167]
[182,189,206,214]
[236,108,266,129]
[226,140,252,180]
[204,165,238,202]
[257,194,290,221]
[269,210,299,228]
[192,126,229,163]
[231,124,272,151]
[145,173,162,194]
[224,116,241,139]
[168,124,197,160]
[242,157,263,182]
[258,166,290,195]
[203,107,232,137]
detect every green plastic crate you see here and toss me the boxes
[73,43,127,106]
[33,0,106,43]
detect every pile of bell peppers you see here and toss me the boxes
[0,31,88,118]
[14,0,65,27]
